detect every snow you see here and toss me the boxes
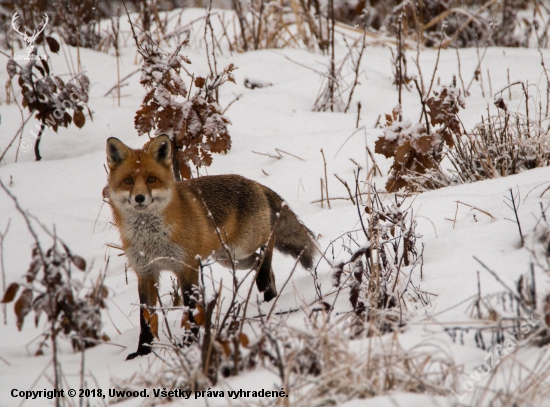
[1,7,550,407]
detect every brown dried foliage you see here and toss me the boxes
[2,242,109,354]
[386,0,531,48]
[133,38,235,179]
[375,86,464,192]
[7,39,90,160]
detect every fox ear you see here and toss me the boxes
[106,137,131,171]
[146,135,172,168]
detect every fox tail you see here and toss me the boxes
[263,188,318,269]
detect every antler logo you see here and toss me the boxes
[12,11,49,55]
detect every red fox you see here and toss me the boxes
[106,135,317,359]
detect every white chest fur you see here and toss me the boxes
[121,211,186,276]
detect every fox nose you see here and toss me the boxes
[135,194,145,204]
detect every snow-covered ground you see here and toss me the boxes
[1,8,550,407]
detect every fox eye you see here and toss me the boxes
[124,178,133,185]
[147,176,156,183]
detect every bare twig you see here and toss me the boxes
[222,93,243,114]
[0,219,11,325]
[266,250,304,320]
[504,188,524,247]
[321,149,331,208]
[103,68,140,97]
[455,200,497,221]
[334,174,355,204]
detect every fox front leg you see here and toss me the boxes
[127,274,157,360]
[178,264,201,346]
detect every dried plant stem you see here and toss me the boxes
[0,113,32,164]
[329,0,335,112]
[0,219,10,325]
[51,323,61,407]
[370,219,380,311]
[454,200,497,221]
[155,288,173,341]
[320,178,324,208]
[473,257,532,315]
[204,0,216,79]
[201,296,218,382]
[103,69,139,97]
[266,250,303,320]
[355,169,369,240]
[252,148,304,161]
[453,201,459,229]
[396,13,403,116]
[466,42,488,94]
[426,38,442,99]
[414,78,430,134]
[344,31,367,114]
[455,44,467,96]
[222,93,242,114]
[78,334,86,407]
[476,46,486,97]
[366,146,382,177]
[505,188,524,247]
[487,68,493,97]
[0,179,45,264]
[233,0,248,51]
[217,15,234,54]
[521,81,530,135]
[320,149,331,208]
[475,271,482,319]
[334,174,355,204]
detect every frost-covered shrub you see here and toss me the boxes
[2,236,109,354]
[447,102,550,183]
[375,86,464,192]
[376,85,550,192]
[6,44,90,161]
[385,0,531,48]
[133,36,234,180]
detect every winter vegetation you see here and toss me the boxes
[2,1,550,406]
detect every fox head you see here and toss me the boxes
[106,135,175,213]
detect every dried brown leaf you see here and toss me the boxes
[46,36,60,53]
[394,141,411,164]
[7,59,17,78]
[194,303,204,326]
[73,110,85,129]
[194,77,206,88]
[14,289,33,331]
[239,333,249,348]
[2,282,19,303]
[412,135,433,154]
[70,254,86,271]
[494,97,508,112]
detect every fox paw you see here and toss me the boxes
[126,344,152,360]
[263,288,277,302]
